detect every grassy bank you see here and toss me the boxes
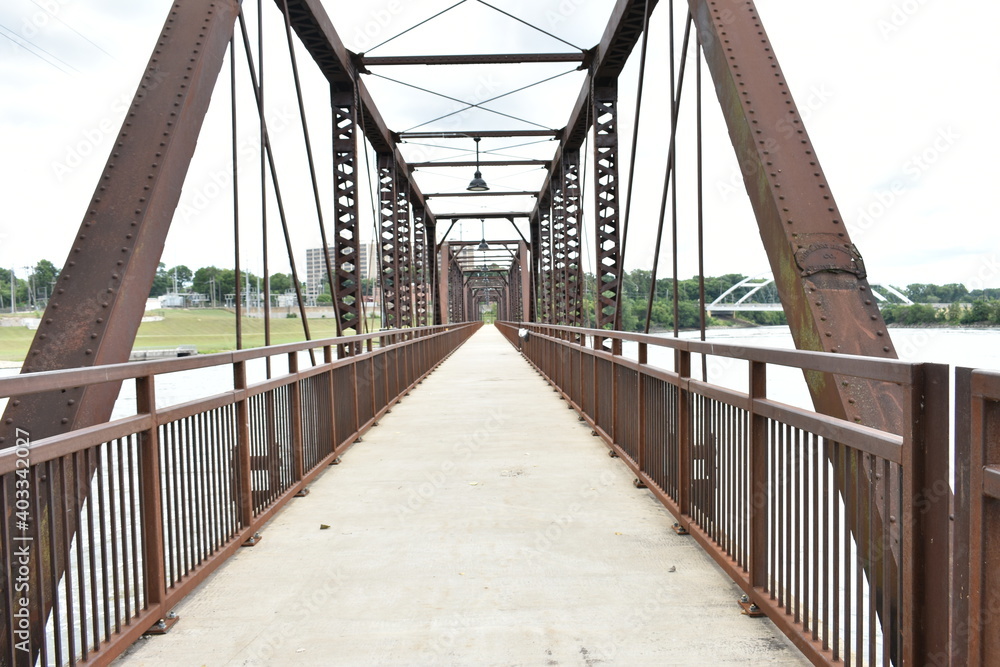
[0,309,381,362]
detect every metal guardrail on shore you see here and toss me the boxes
[0,322,481,666]
[498,321,961,666]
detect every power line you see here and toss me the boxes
[29,0,115,59]
[0,24,75,74]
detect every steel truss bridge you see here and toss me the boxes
[0,1,997,665]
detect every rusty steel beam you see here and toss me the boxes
[395,174,414,328]
[530,0,657,222]
[550,164,568,325]
[413,204,429,327]
[410,159,550,169]
[360,53,585,67]
[424,191,538,198]
[435,211,531,219]
[0,1,241,659]
[2,0,239,438]
[689,0,900,424]
[592,83,622,329]
[399,130,560,140]
[377,153,400,328]
[332,89,361,332]
[562,152,584,327]
[690,0,914,660]
[278,0,432,217]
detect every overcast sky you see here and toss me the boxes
[1,0,997,290]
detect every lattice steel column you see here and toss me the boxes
[550,168,568,325]
[562,150,583,327]
[412,204,428,327]
[332,89,360,332]
[592,84,622,330]
[377,153,399,328]
[449,252,465,322]
[538,197,554,323]
[395,174,413,327]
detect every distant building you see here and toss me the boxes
[306,242,375,297]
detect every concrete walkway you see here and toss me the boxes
[117,326,807,666]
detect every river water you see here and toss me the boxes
[2,327,999,418]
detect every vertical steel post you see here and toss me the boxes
[376,153,398,328]
[331,88,361,333]
[395,175,413,327]
[562,151,583,327]
[592,84,623,330]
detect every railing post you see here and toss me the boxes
[135,376,166,612]
[288,352,304,484]
[901,363,951,664]
[324,345,338,455]
[969,370,1000,663]
[677,349,691,516]
[233,361,254,528]
[952,367,972,665]
[637,343,647,477]
[612,338,622,444]
[749,360,768,590]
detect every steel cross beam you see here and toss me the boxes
[592,84,623,330]
[409,159,550,169]
[399,130,559,140]
[332,89,361,332]
[360,53,586,67]
[530,0,657,222]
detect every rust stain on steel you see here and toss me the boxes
[1,0,241,443]
[0,3,241,659]
[688,0,904,433]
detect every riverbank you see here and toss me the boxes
[0,308,381,362]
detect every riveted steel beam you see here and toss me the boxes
[562,152,583,327]
[410,160,550,169]
[592,84,622,330]
[395,174,414,328]
[361,53,585,67]
[0,0,241,659]
[377,153,400,328]
[332,89,361,332]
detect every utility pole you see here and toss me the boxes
[10,268,15,313]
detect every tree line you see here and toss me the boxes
[5,259,1000,328]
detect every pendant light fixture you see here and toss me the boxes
[477,218,489,251]
[466,137,489,192]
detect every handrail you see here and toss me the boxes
[0,321,482,665]
[498,321,950,665]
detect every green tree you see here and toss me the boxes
[269,273,293,294]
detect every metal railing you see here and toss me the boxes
[0,321,480,666]
[498,321,952,666]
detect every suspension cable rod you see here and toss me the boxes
[232,35,243,351]
[400,68,578,134]
[474,0,584,52]
[368,72,558,132]
[365,0,470,54]
[643,10,692,335]
[613,0,652,331]
[238,10,316,364]
[280,0,343,338]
